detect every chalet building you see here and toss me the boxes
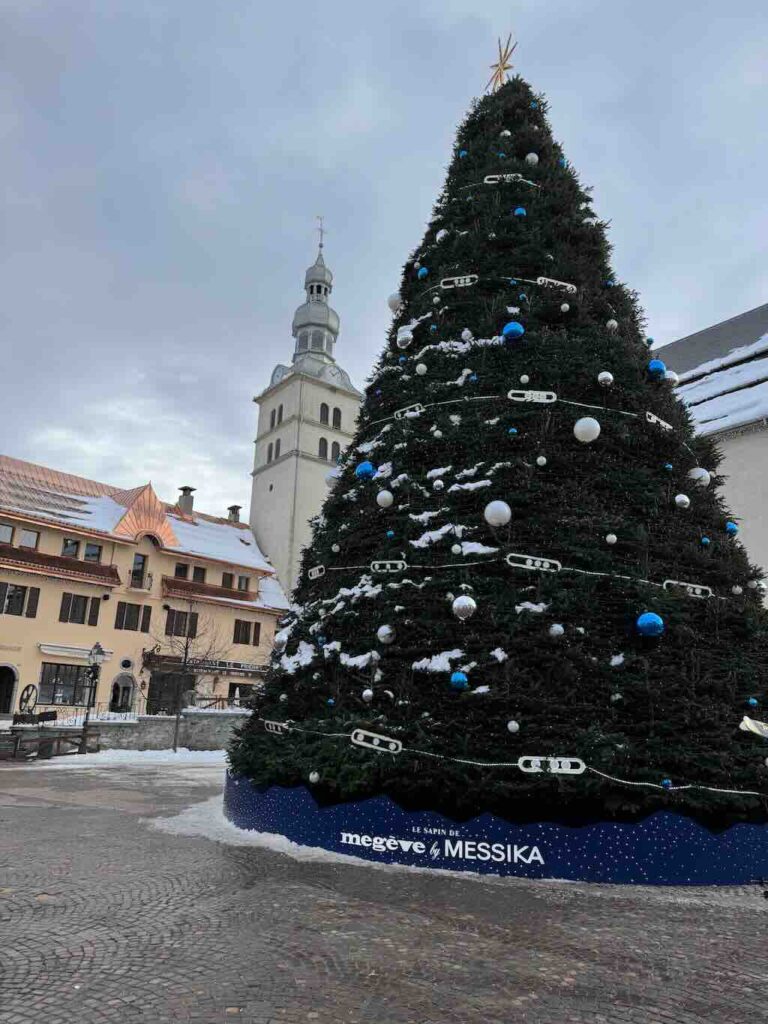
[658,302,768,573]
[0,455,287,718]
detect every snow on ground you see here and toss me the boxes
[35,748,229,768]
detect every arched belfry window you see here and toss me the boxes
[318,437,328,460]
[270,409,276,430]
[320,403,329,425]
[331,441,341,462]
[274,439,281,458]
[298,332,309,352]
[332,407,341,429]
[278,404,283,424]
[267,442,273,463]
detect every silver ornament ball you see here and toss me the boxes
[606,319,619,332]
[451,543,462,555]
[507,719,520,734]
[674,493,691,510]
[598,371,614,387]
[525,152,539,166]
[548,623,565,639]
[688,467,711,489]
[574,417,601,443]
[415,363,427,375]
[376,624,395,645]
[309,771,320,784]
[483,500,512,527]
[376,489,394,509]
[362,688,374,703]
[536,455,547,467]
[452,594,477,621]
[605,533,618,545]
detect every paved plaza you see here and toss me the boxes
[0,760,765,1024]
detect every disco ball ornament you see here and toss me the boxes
[417,267,429,280]
[598,371,614,387]
[605,533,618,545]
[636,612,665,637]
[484,500,512,527]
[725,521,739,536]
[309,771,320,784]
[450,671,469,690]
[435,228,449,242]
[513,207,527,217]
[362,688,374,703]
[396,327,414,349]
[548,623,565,639]
[688,467,711,488]
[674,493,691,509]
[525,152,539,166]
[376,625,395,645]
[648,359,667,379]
[606,319,619,331]
[398,355,407,364]
[387,292,402,312]
[355,461,376,479]
[573,417,601,443]
[376,490,394,509]
[502,321,525,340]
[451,543,462,555]
[452,595,477,621]
[665,370,679,385]
[507,719,520,733]
[415,363,427,375]
[433,478,445,491]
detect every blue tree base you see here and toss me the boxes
[224,773,768,885]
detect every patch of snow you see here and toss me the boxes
[515,601,549,614]
[280,640,315,674]
[490,648,508,662]
[409,508,446,524]
[390,473,409,488]
[455,464,483,479]
[489,462,512,475]
[42,748,228,768]
[678,355,768,406]
[460,541,498,555]
[357,425,391,455]
[413,336,504,360]
[684,379,768,436]
[449,415,462,426]
[410,524,455,548]
[340,650,379,670]
[412,649,464,672]
[485,417,500,426]
[374,462,393,479]
[448,479,491,492]
[610,653,625,667]
[427,466,452,479]
[471,686,490,694]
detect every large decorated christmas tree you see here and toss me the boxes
[231,63,768,830]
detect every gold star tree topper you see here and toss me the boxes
[486,33,517,93]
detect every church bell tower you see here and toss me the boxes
[249,235,361,594]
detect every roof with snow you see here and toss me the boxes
[658,304,768,437]
[0,454,280,578]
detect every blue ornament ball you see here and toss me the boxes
[664,463,673,472]
[514,207,527,217]
[354,460,376,480]
[747,697,758,707]
[386,529,395,539]
[450,671,469,690]
[648,359,667,379]
[469,373,478,383]
[502,321,525,340]
[518,293,527,301]
[661,778,673,790]
[558,157,566,167]
[375,389,382,397]
[700,536,711,547]
[430,324,438,333]
[636,611,665,637]
[498,152,506,159]
[530,100,538,109]
[458,149,468,158]
[326,698,335,706]
[417,266,429,279]
[725,521,739,536]
[398,355,407,364]
[507,427,518,436]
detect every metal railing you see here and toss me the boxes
[34,696,148,727]
[128,571,153,590]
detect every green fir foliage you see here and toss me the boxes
[231,76,768,827]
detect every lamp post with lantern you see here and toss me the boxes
[79,642,105,754]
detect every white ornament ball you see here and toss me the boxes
[309,771,320,784]
[598,371,614,387]
[674,493,691,510]
[525,152,539,166]
[414,261,421,270]
[435,228,449,243]
[396,328,414,349]
[664,370,679,386]
[520,374,530,384]
[606,319,619,332]
[688,467,711,489]
[376,490,394,508]
[500,128,511,138]
[732,585,744,596]
[460,328,473,342]
[507,719,520,734]
[573,417,601,444]
[452,595,477,621]
[279,693,288,702]
[748,580,759,590]
[451,543,462,555]
[432,296,440,305]
[483,500,512,527]
[433,430,443,440]
[325,468,341,487]
[549,623,565,639]
[605,533,618,545]
[433,478,445,491]
[331,543,340,553]
[377,625,395,645]
[561,303,570,313]
[415,363,427,375]
[362,688,374,703]
[387,292,402,313]
[536,456,547,467]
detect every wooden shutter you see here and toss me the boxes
[59,592,72,623]
[25,587,40,618]
[88,597,100,627]
[252,622,261,646]
[140,606,152,633]
[188,612,198,639]
[115,601,127,630]
[165,609,175,635]
[0,582,8,614]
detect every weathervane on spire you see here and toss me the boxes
[486,33,517,93]
[316,215,326,251]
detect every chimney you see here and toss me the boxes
[178,486,196,514]
[227,504,242,523]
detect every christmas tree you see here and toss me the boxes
[231,70,768,829]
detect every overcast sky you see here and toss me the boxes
[2,1,767,517]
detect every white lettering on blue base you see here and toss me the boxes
[339,831,544,866]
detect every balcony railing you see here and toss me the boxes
[129,570,153,590]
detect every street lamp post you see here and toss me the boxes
[79,642,105,755]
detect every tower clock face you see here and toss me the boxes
[328,366,341,380]
[272,366,286,384]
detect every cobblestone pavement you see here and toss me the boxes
[0,762,765,1024]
